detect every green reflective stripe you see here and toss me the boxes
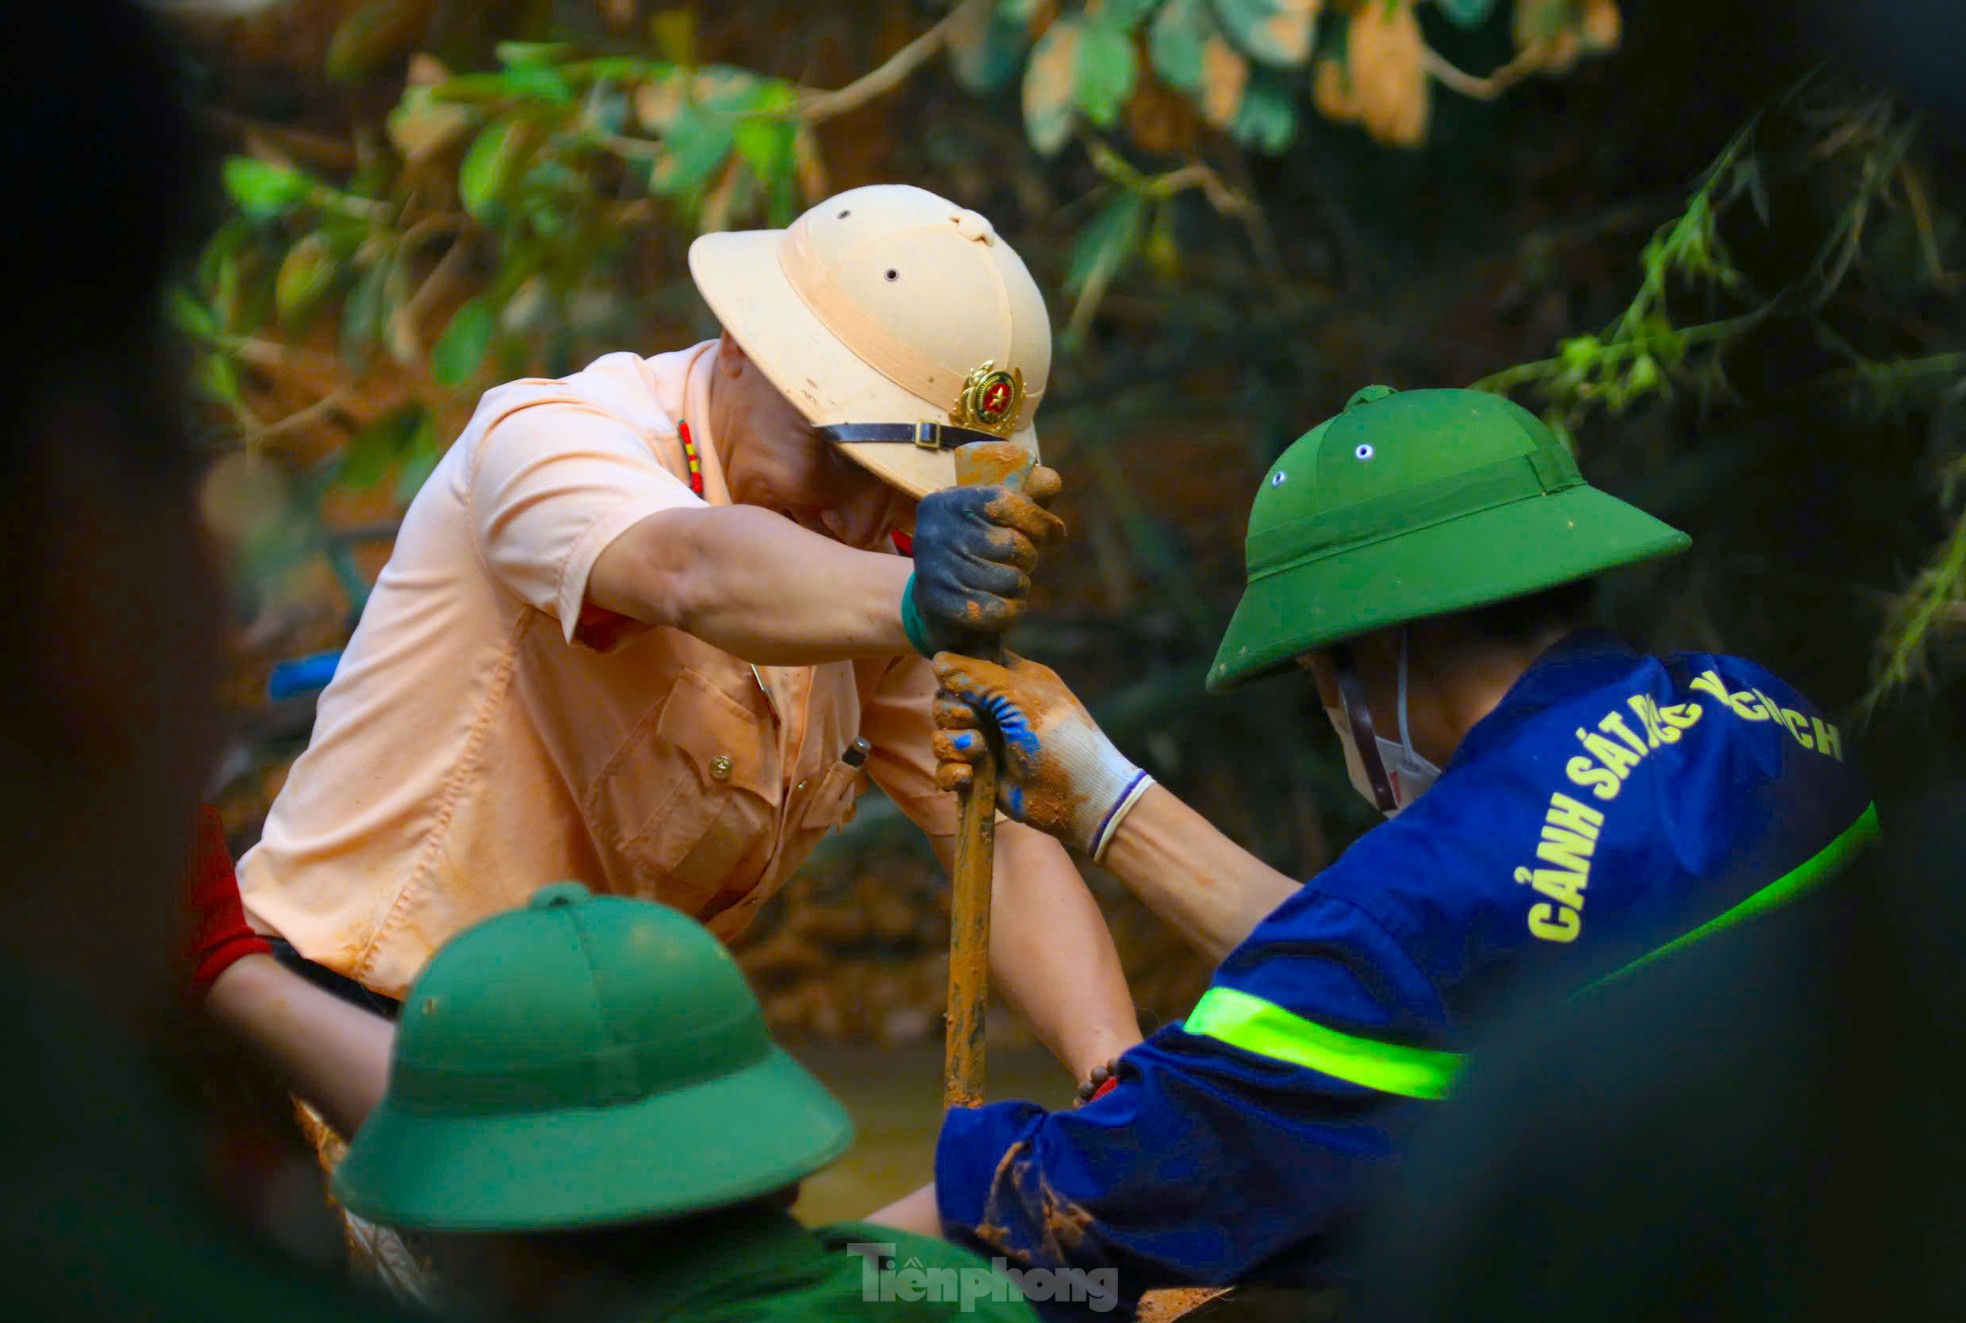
[1597,800,1879,990]
[1183,985,1464,1101]
[1182,803,1878,1103]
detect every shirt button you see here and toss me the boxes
[796,779,808,793]
[710,755,734,781]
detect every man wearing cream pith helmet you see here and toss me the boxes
[238,184,1141,1092]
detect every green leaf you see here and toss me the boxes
[338,405,422,491]
[1066,191,1148,296]
[1096,0,1161,29]
[1434,0,1497,30]
[275,233,339,326]
[459,120,522,221]
[734,115,798,223]
[1151,0,1212,92]
[495,41,570,67]
[949,2,1029,94]
[586,83,631,136]
[431,297,494,387]
[652,105,737,196]
[387,86,475,162]
[340,257,390,368]
[691,66,763,107]
[395,410,443,503]
[197,353,243,406]
[1076,17,1139,127]
[570,55,677,82]
[1023,15,1082,155]
[168,288,219,339]
[1210,0,1319,67]
[223,157,316,219]
[503,63,575,105]
[1229,66,1298,151]
[196,217,252,289]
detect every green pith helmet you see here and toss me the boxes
[331,883,852,1233]
[1208,386,1690,692]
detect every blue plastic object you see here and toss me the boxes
[268,650,343,702]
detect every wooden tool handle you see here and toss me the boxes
[942,441,1034,1111]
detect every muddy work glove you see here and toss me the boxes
[184,805,270,997]
[931,652,1154,862]
[902,466,1065,657]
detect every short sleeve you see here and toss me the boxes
[858,654,960,838]
[468,398,699,644]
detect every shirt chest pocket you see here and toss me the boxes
[595,669,782,913]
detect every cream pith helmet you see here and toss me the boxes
[688,184,1051,498]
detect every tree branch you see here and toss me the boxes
[1421,40,1555,101]
[799,0,985,123]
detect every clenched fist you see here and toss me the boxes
[905,465,1064,656]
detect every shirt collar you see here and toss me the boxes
[638,339,731,505]
[681,341,732,505]
[1446,628,1640,770]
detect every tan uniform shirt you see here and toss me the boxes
[240,342,956,998]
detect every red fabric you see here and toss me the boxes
[891,529,914,556]
[186,806,269,994]
[1088,1074,1118,1104]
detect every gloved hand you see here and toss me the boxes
[903,465,1065,657]
[185,805,271,997]
[931,651,1154,861]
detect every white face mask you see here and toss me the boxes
[1322,629,1442,817]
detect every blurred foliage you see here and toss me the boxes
[1470,85,1966,714]
[174,0,1626,526]
[172,0,1966,1036]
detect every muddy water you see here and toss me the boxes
[786,1038,1077,1224]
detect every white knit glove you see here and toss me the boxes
[931,652,1155,861]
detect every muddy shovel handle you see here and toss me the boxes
[942,441,1034,1111]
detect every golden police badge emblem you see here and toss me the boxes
[951,361,1024,437]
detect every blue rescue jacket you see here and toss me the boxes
[933,633,1876,1299]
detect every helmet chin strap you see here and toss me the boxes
[1332,644,1399,814]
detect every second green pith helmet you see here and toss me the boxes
[332,884,852,1232]
[1209,386,1690,692]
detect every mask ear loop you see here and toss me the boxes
[1333,644,1398,814]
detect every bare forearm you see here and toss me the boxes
[869,1182,944,1237]
[937,823,1141,1082]
[590,506,913,664]
[1102,785,1300,964]
[204,953,394,1140]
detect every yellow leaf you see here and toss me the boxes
[1312,55,1352,121]
[1582,0,1621,51]
[1540,28,1582,72]
[199,451,290,545]
[1200,32,1249,127]
[635,78,685,132]
[1512,0,1569,45]
[406,54,448,86]
[1260,0,1322,66]
[1023,16,1082,155]
[651,8,695,65]
[1346,0,1428,147]
[386,90,473,163]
